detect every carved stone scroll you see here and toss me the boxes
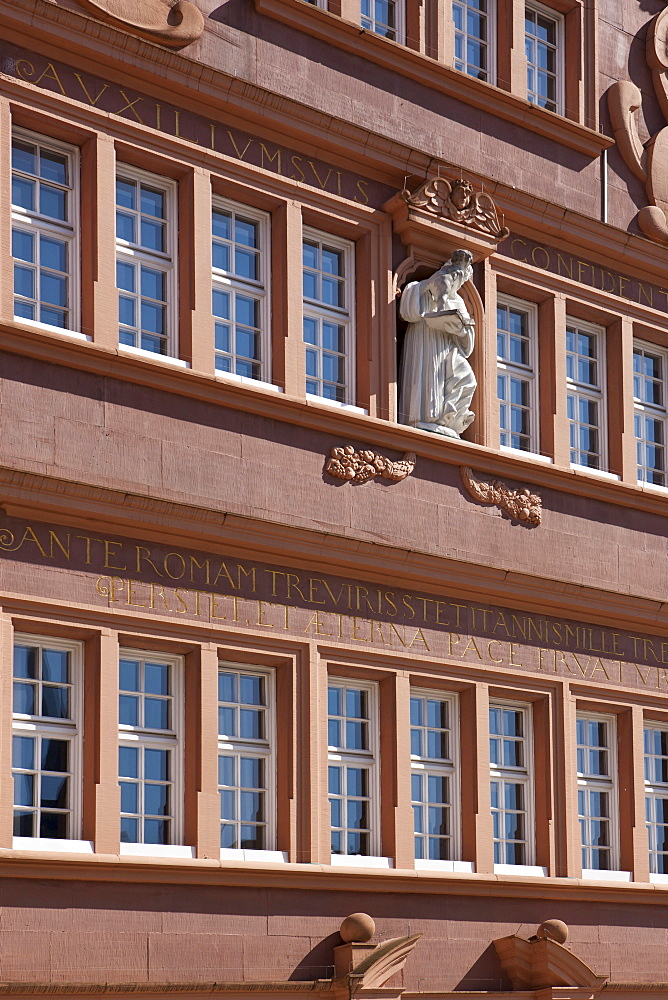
[73,0,204,48]
[461,467,542,525]
[401,177,509,240]
[325,446,416,483]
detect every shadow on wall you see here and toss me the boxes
[288,932,339,981]
[453,942,510,992]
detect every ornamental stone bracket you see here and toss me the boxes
[72,0,204,47]
[384,174,509,278]
[461,467,542,525]
[494,920,607,992]
[325,446,416,483]
[608,5,668,244]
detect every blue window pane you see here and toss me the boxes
[120,781,138,814]
[13,141,37,174]
[140,219,164,252]
[328,766,342,795]
[12,230,34,263]
[120,816,138,843]
[13,682,35,715]
[213,289,230,321]
[213,243,231,271]
[40,305,67,331]
[240,790,263,822]
[328,719,341,747]
[144,698,169,730]
[219,705,236,737]
[41,739,68,772]
[116,179,136,210]
[41,774,68,808]
[116,212,135,243]
[41,649,68,683]
[240,675,263,706]
[42,686,69,719]
[410,729,421,756]
[236,296,258,329]
[213,211,231,240]
[117,262,135,293]
[303,317,318,345]
[13,736,35,770]
[40,150,67,185]
[12,176,35,211]
[40,812,67,839]
[303,241,318,268]
[236,329,258,361]
[221,824,237,848]
[119,297,135,326]
[219,755,235,787]
[412,772,423,801]
[145,748,169,781]
[14,266,34,298]
[215,325,231,356]
[40,186,66,221]
[219,671,237,703]
[119,745,139,778]
[14,646,37,679]
[140,186,164,218]
[240,708,263,739]
[41,273,67,307]
[145,662,169,695]
[240,757,263,788]
[144,818,168,844]
[141,268,165,302]
[145,783,169,816]
[236,249,258,281]
[141,302,164,334]
[303,272,317,300]
[221,790,236,820]
[119,694,139,727]
[14,772,34,807]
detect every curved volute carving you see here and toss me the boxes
[349,934,421,989]
[73,0,204,48]
[608,6,668,243]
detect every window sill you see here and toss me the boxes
[15,317,92,342]
[216,371,283,393]
[641,481,668,496]
[252,0,611,159]
[649,873,668,884]
[330,854,393,868]
[581,868,632,882]
[118,344,191,369]
[306,393,367,415]
[13,837,94,853]
[119,843,195,858]
[415,859,474,873]
[500,446,553,464]
[220,848,288,862]
[570,464,621,482]
[494,863,547,876]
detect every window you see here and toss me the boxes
[490,702,532,865]
[566,320,606,469]
[212,200,270,381]
[453,0,491,82]
[303,229,355,403]
[11,129,78,331]
[118,651,181,845]
[497,298,538,452]
[116,166,176,356]
[328,680,377,856]
[12,636,81,840]
[634,342,667,486]
[644,725,668,874]
[525,3,562,113]
[410,691,457,861]
[218,665,273,850]
[361,0,403,40]
[577,713,616,871]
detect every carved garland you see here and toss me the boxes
[401,176,509,240]
[325,446,416,483]
[461,467,542,525]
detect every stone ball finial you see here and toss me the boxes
[536,919,569,944]
[340,913,375,943]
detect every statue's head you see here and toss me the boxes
[450,178,473,210]
[450,249,473,268]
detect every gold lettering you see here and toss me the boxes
[151,583,170,611]
[389,623,407,646]
[448,632,461,655]
[136,545,163,577]
[510,237,527,261]
[15,59,36,82]
[384,591,398,616]
[373,621,389,644]
[530,245,550,269]
[493,611,512,637]
[116,91,145,123]
[352,617,373,642]
[619,275,631,299]
[156,104,162,130]
[638,282,653,307]
[174,109,199,143]
[556,253,573,279]
[95,576,111,598]
[237,564,256,591]
[321,579,350,606]
[210,593,228,620]
[402,594,416,620]
[127,578,148,607]
[227,131,254,160]
[73,73,110,106]
[34,62,66,95]
[265,569,286,597]
[104,540,126,571]
[212,561,237,590]
[48,530,71,560]
[487,640,504,663]
[257,601,275,627]
[353,179,369,204]
[260,143,281,172]
[163,552,186,579]
[408,627,430,650]
[189,556,211,584]
[308,578,327,605]
[174,588,189,613]
[20,526,48,558]
[508,642,523,666]
[462,636,484,659]
[286,573,306,601]
[308,161,333,189]
[290,155,306,182]
[589,657,610,679]
[633,661,651,685]
[110,576,125,603]
[209,123,216,148]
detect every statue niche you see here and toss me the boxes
[398,249,477,439]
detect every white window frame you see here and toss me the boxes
[211,197,271,384]
[303,226,356,406]
[452,0,496,84]
[496,295,540,455]
[118,647,184,847]
[410,688,460,865]
[217,661,276,856]
[566,317,607,471]
[576,711,619,872]
[328,677,379,858]
[644,724,668,876]
[489,700,534,868]
[11,127,80,335]
[525,1,564,115]
[115,162,178,359]
[12,633,83,842]
[360,0,405,42]
[633,339,668,487]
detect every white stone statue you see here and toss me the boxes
[399,249,477,438]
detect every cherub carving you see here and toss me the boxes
[608,8,668,243]
[401,176,509,240]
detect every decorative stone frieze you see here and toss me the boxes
[402,176,509,240]
[461,467,542,525]
[73,0,204,48]
[494,921,607,991]
[325,446,416,483]
[608,7,668,244]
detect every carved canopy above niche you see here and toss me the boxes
[72,0,204,48]
[383,174,509,272]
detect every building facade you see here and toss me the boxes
[2,0,668,994]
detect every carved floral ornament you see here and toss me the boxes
[72,0,204,47]
[401,176,509,241]
[461,467,542,525]
[609,6,668,243]
[325,446,416,483]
